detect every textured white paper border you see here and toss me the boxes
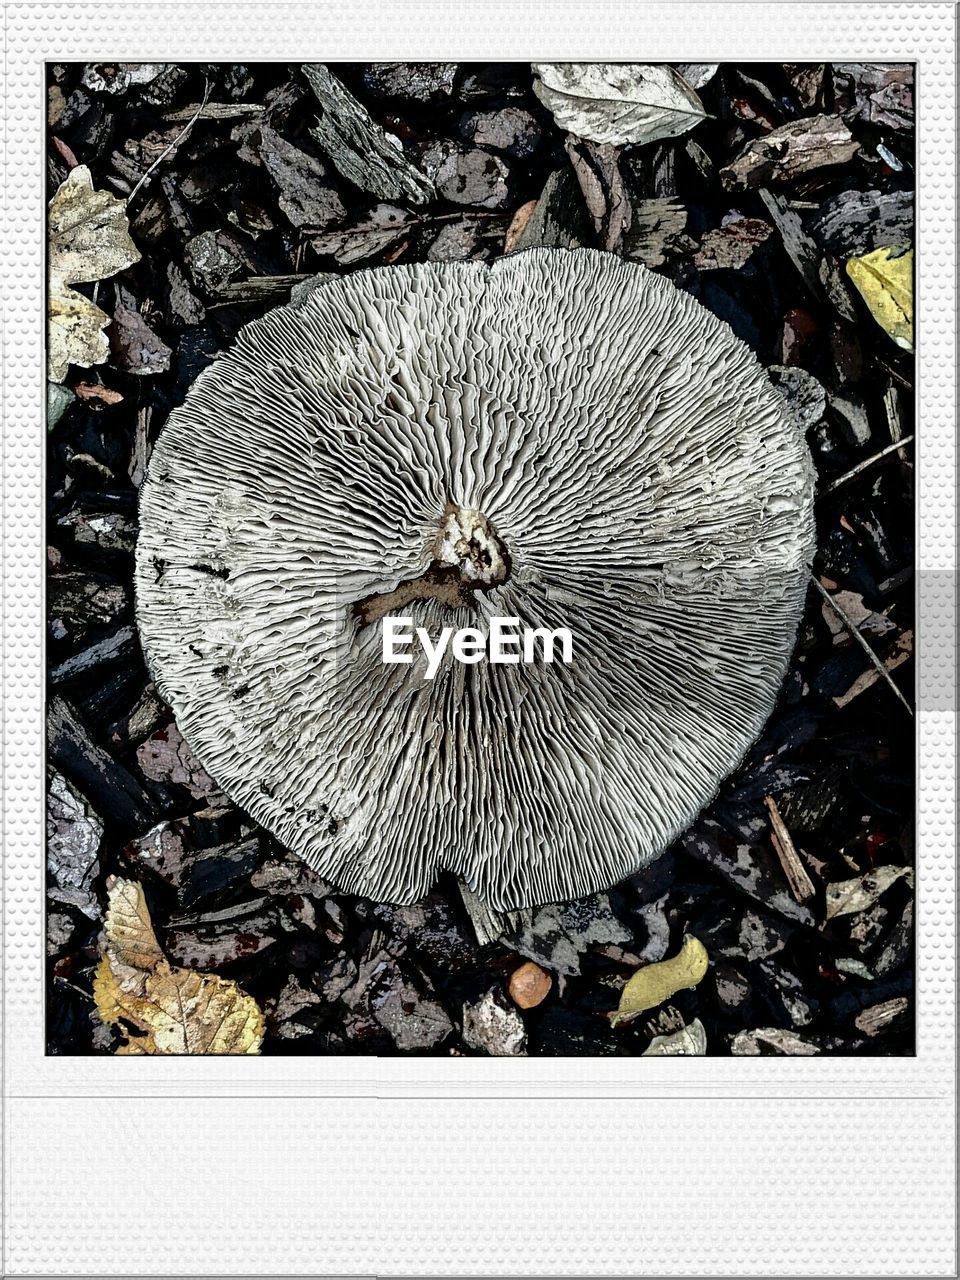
[2,2,955,1275]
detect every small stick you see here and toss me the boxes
[764,795,816,902]
[813,578,913,715]
[127,78,211,206]
[162,102,262,123]
[883,383,910,465]
[818,435,914,496]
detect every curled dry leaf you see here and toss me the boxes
[612,935,709,1027]
[93,876,264,1054]
[532,63,706,147]
[48,165,141,382]
[824,864,912,921]
[845,245,913,351]
[642,1018,707,1056]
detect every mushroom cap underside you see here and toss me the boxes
[136,247,815,910]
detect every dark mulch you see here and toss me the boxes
[46,61,914,1056]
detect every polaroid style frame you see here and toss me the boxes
[2,2,955,1275]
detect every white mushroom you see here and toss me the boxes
[136,248,815,910]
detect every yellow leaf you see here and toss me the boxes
[94,877,264,1055]
[612,935,709,1027]
[845,245,913,352]
[47,165,141,381]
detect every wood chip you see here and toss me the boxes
[503,200,537,254]
[854,995,909,1037]
[764,795,816,903]
[693,216,772,270]
[721,114,859,190]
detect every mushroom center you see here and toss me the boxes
[353,503,512,628]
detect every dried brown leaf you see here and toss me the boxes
[48,166,141,381]
[94,877,264,1054]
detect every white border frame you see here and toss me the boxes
[2,3,955,1275]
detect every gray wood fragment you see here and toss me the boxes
[302,63,434,206]
[564,137,630,251]
[214,274,311,303]
[50,625,137,684]
[811,188,913,257]
[622,198,687,268]
[459,880,521,946]
[511,168,590,252]
[854,995,910,1036]
[759,188,855,320]
[721,114,859,190]
[48,696,158,833]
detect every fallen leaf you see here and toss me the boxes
[48,165,141,381]
[532,63,706,147]
[845,244,913,350]
[642,1018,707,1055]
[47,381,75,430]
[612,935,709,1027]
[674,64,719,90]
[824,864,912,920]
[94,877,264,1054]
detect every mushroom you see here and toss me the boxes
[136,248,815,910]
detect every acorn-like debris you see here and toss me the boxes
[136,248,815,910]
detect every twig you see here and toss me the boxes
[818,435,914,496]
[883,383,910,466]
[53,975,95,1003]
[162,102,262,123]
[812,577,913,715]
[764,795,816,902]
[127,78,211,206]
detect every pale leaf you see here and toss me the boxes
[612,935,709,1027]
[94,877,264,1054]
[845,245,913,351]
[824,864,912,921]
[532,63,707,147]
[47,165,141,380]
[642,1018,707,1055]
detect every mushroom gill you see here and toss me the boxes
[135,248,815,910]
